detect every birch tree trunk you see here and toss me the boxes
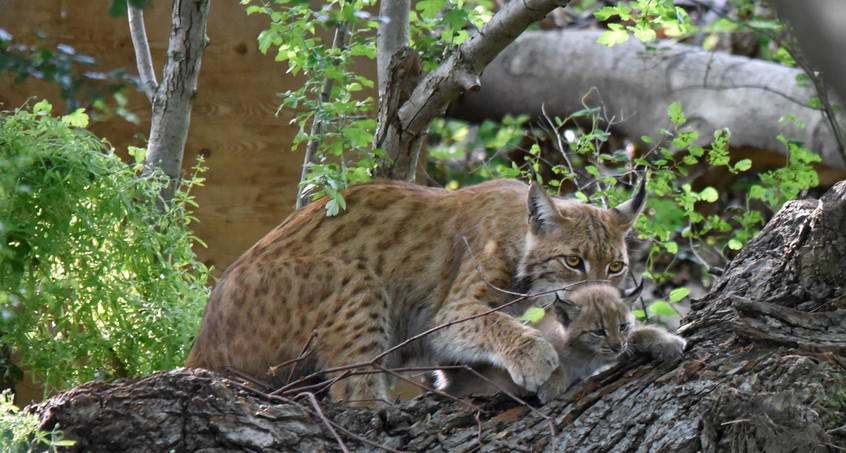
[28,181,846,452]
[129,0,210,203]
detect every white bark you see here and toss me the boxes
[126,4,157,102]
[376,0,410,98]
[448,30,846,169]
[139,0,210,203]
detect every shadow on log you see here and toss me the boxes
[29,182,846,452]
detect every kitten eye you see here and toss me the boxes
[608,261,626,274]
[591,329,607,337]
[619,323,629,332]
[563,255,583,270]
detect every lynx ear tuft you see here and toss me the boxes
[611,179,646,231]
[527,183,561,235]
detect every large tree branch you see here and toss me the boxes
[376,0,570,181]
[449,30,846,171]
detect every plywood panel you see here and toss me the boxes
[0,0,377,274]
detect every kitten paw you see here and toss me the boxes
[536,367,570,403]
[503,331,559,392]
[649,334,687,361]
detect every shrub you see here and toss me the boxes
[0,100,210,394]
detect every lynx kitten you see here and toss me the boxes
[186,179,645,408]
[436,283,687,401]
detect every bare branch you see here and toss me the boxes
[126,2,157,101]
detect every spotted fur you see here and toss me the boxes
[185,179,645,408]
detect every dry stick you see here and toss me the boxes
[301,392,351,453]
[280,330,318,385]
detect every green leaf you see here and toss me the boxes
[668,287,690,302]
[648,301,679,317]
[664,241,678,254]
[417,0,447,19]
[668,102,685,126]
[727,238,744,250]
[597,24,630,46]
[518,307,546,323]
[699,186,719,202]
[61,108,90,128]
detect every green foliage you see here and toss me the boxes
[0,29,140,123]
[243,0,383,212]
[410,0,494,69]
[594,0,690,46]
[0,101,211,394]
[0,390,75,452]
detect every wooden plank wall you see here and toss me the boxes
[0,0,375,275]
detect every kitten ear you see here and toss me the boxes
[553,297,580,326]
[621,281,644,307]
[527,183,560,235]
[611,178,646,231]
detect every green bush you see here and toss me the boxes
[0,100,210,394]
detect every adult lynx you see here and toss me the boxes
[436,283,687,401]
[186,179,645,407]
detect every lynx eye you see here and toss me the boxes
[562,255,583,270]
[608,261,626,274]
[591,328,607,337]
[619,323,629,332]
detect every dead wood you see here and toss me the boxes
[28,182,846,452]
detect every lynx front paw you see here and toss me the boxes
[503,332,559,393]
[536,367,570,404]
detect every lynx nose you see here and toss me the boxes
[609,343,625,354]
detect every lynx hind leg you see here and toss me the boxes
[629,325,687,362]
[301,259,395,409]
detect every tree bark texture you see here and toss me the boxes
[448,30,846,170]
[28,182,846,452]
[142,0,209,203]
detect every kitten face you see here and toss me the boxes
[552,284,635,360]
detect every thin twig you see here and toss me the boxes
[301,392,351,453]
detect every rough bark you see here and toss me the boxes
[448,30,846,170]
[135,0,210,203]
[28,182,846,452]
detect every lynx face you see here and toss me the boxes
[185,179,646,408]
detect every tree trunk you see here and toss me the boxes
[28,181,846,452]
[448,30,846,170]
[136,0,210,203]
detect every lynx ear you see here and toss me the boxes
[553,297,580,327]
[621,281,644,307]
[527,183,560,235]
[611,179,646,231]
